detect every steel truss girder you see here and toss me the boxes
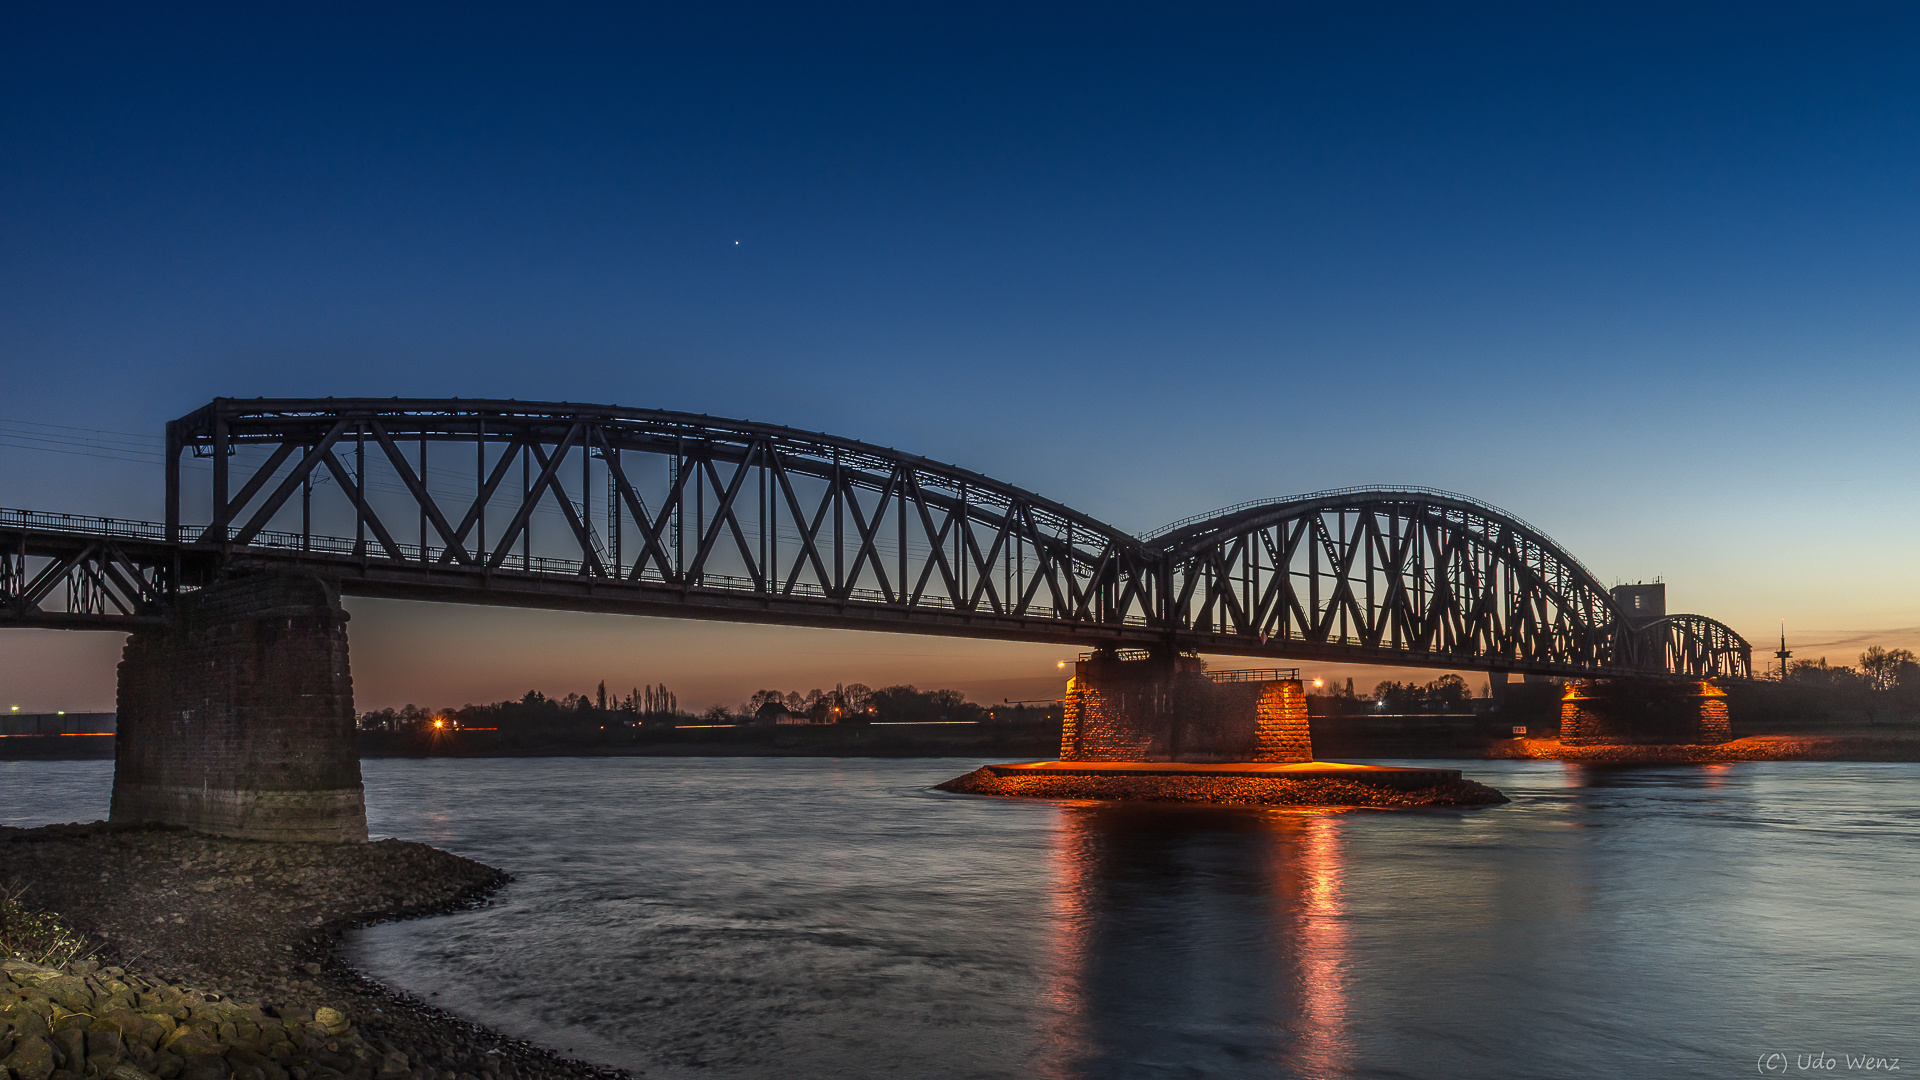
[168,398,1161,630]
[0,526,170,629]
[6,401,1754,680]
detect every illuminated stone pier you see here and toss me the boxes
[1559,678,1732,746]
[111,573,369,843]
[941,649,1507,806]
[1059,650,1310,763]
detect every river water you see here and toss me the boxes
[7,758,1917,1078]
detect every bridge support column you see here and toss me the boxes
[111,573,367,842]
[1059,652,1310,763]
[1559,678,1731,746]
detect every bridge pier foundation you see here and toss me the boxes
[1559,678,1731,746]
[1060,652,1310,763]
[111,573,367,842]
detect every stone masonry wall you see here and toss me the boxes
[1061,656,1313,763]
[1071,677,1169,760]
[1059,676,1083,759]
[112,573,367,842]
[1697,682,1732,743]
[1254,681,1312,763]
[1559,679,1733,746]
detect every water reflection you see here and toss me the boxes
[16,759,1920,1077]
[1041,805,1351,1079]
[1561,761,1737,789]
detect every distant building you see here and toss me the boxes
[756,702,813,726]
[1,712,116,737]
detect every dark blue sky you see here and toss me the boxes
[5,3,1917,708]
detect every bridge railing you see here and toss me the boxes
[1205,668,1302,683]
[1,507,169,542]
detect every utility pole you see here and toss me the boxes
[1775,622,1792,681]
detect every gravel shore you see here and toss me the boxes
[0,823,625,1080]
[936,766,1509,807]
[1490,733,1920,764]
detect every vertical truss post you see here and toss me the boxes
[301,449,311,552]
[760,447,768,595]
[955,482,966,608]
[2,536,21,613]
[211,408,230,543]
[832,449,843,598]
[165,419,181,544]
[419,435,428,564]
[354,426,366,558]
[608,445,621,577]
[672,438,683,582]
[757,446,767,594]
[476,417,487,560]
[694,444,704,586]
[581,423,592,571]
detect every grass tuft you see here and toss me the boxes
[0,886,94,967]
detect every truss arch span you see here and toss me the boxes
[1636,613,1753,680]
[1154,488,1641,674]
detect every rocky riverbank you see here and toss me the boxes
[1490,733,1920,764]
[0,823,623,1080]
[936,766,1509,807]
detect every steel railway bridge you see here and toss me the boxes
[2,397,1751,680]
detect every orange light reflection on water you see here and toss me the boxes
[1037,806,1354,1078]
[1287,811,1353,1075]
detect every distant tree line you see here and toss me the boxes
[1777,648,1920,694]
[1312,673,1476,714]
[358,680,681,734]
[358,680,1024,732]
[738,683,993,724]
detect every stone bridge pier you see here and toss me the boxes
[112,573,368,842]
[1559,678,1731,746]
[1060,650,1311,763]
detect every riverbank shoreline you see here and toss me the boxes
[0,823,623,1080]
[7,730,1918,765]
[1487,733,1920,764]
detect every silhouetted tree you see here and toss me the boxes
[1860,647,1919,692]
[1788,658,1868,689]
